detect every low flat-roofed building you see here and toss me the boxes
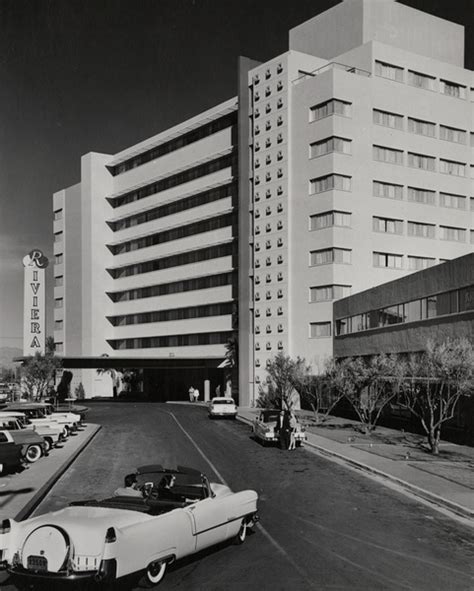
[333,253,474,358]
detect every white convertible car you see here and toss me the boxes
[0,465,259,588]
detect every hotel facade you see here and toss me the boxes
[53,0,474,405]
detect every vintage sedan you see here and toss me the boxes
[0,465,259,588]
[0,431,24,474]
[208,397,238,419]
[252,409,306,446]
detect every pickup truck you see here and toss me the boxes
[0,431,24,474]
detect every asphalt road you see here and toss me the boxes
[5,402,474,590]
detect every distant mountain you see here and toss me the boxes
[0,347,23,369]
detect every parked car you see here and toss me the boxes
[252,409,306,447]
[0,419,46,463]
[0,413,62,454]
[4,404,74,438]
[0,431,24,474]
[0,465,259,587]
[208,397,238,419]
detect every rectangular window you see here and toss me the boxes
[310,322,332,338]
[407,187,435,205]
[439,125,466,144]
[310,211,351,230]
[440,80,466,99]
[439,159,465,177]
[407,152,436,171]
[54,254,63,265]
[309,99,351,122]
[54,298,63,309]
[373,181,403,200]
[310,248,351,266]
[471,230,474,244]
[404,300,422,322]
[55,342,64,353]
[407,221,435,239]
[54,232,63,243]
[310,174,351,194]
[470,132,474,147]
[373,145,403,165]
[439,193,466,210]
[310,136,351,158]
[309,285,351,302]
[407,117,436,138]
[440,226,466,242]
[54,320,63,330]
[374,60,403,82]
[53,209,63,221]
[373,216,403,234]
[373,109,403,130]
[407,256,436,270]
[373,252,403,269]
[54,276,63,287]
[407,70,435,90]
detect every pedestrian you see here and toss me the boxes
[278,410,291,450]
[215,384,221,397]
[188,386,195,402]
[194,388,200,403]
[288,412,298,450]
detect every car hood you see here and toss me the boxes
[16,506,152,556]
[8,430,44,445]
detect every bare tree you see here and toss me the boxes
[400,338,474,454]
[293,360,344,423]
[257,352,306,410]
[327,355,401,434]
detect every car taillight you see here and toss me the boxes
[105,527,116,543]
[0,519,11,534]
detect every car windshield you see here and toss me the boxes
[261,411,280,423]
[213,399,234,405]
[136,469,209,502]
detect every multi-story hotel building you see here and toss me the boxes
[53,0,473,405]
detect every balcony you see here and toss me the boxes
[292,62,371,86]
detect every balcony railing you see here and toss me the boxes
[292,62,371,85]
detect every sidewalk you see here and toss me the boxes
[0,423,101,522]
[237,408,474,521]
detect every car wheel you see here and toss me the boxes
[234,519,247,545]
[25,444,43,463]
[62,425,70,438]
[44,437,53,453]
[140,559,167,588]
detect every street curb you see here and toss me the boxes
[15,424,102,521]
[236,413,474,521]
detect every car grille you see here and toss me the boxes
[27,555,48,572]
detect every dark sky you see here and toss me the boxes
[0,0,472,349]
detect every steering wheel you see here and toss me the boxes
[141,482,154,498]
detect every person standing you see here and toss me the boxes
[188,386,195,402]
[288,412,298,450]
[278,410,291,450]
[194,387,200,403]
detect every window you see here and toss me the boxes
[439,193,466,210]
[310,322,332,338]
[54,298,64,309]
[439,159,465,177]
[470,132,474,147]
[407,152,436,171]
[407,117,436,138]
[373,109,403,130]
[310,211,351,230]
[309,99,351,122]
[54,320,63,330]
[471,230,474,244]
[55,342,64,353]
[310,174,351,194]
[407,187,435,205]
[310,248,351,266]
[53,209,63,221]
[440,226,466,242]
[407,221,435,238]
[310,136,351,158]
[54,276,63,287]
[373,181,403,200]
[374,60,403,82]
[310,285,351,302]
[54,254,63,265]
[373,252,403,269]
[439,125,466,144]
[373,217,403,234]
[407,70,435,90]
[54,232,63,243]
[407,256,436,270]
[440,80,466,99]
[373,145,403,165]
